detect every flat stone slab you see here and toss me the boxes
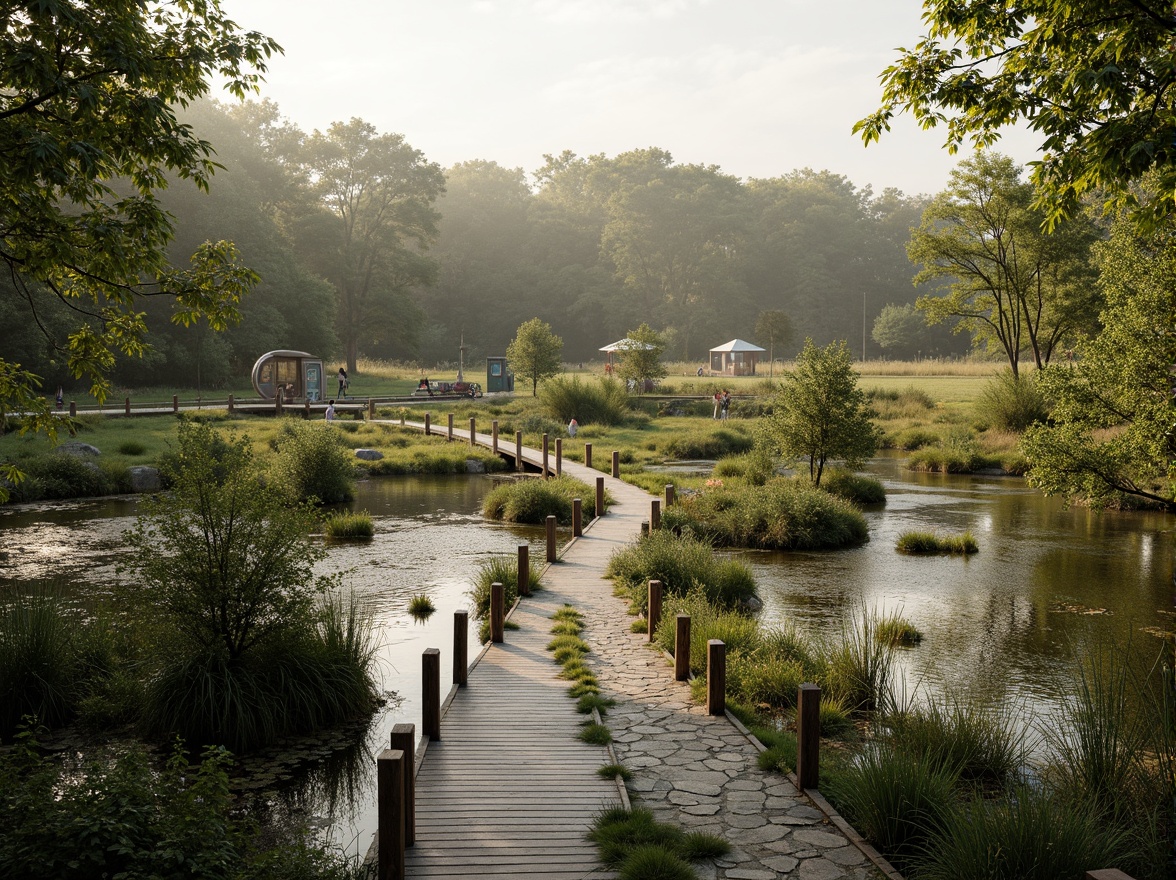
[793,829,849,849]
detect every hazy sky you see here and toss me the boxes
[220,0,1038,196]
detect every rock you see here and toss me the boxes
[354,449,384,461]
[465,458,486,473]
[743,595,764,611]
[57,441,101,457]
[128,466,161,493]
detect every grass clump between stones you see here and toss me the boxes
[579,722,613,745]
[589,806,731,878]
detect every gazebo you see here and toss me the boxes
[599,338,655,372]
[709,339,766,376]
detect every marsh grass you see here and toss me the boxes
[469,556,541,624]
[896,530,978,554]
[606,530,757,613]
[819,695,854,736]
[821,468,886,505]
[323,510,374,539]
[825,607,897,713]
[974,369,1048,432]
[884,697,1024,785]
[653,588,761,675]
[875,613,923,646]
[658,426,754,459]
[407,593,436,619]
[662,478,868,551]
[482,474,603,524]
[712,449,776,485]
[0,589,83,734]
[539,375,631,426]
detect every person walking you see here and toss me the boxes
[325,399,337,422]
[337,367,348,399]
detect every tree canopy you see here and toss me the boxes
[761,339,879,487]
[614,323,667,390]
[506,318,564,396]
[855,0,1176,228]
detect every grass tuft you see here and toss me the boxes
[323,510,375,539]
[407,593,436,619]
[598,763,632,781]
[896,530,978,554]
[579,722,613,745]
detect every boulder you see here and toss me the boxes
[465,459,487,473]
[58,441,101,457]
[355,448,384,461]
[128,466,161,493]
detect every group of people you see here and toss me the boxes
[712,389,731,420]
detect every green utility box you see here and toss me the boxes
[486,357,513,392]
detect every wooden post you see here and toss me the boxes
[665,484,675,507]
[797,683,821,790]
[453,611,468,686]
[490,583,504,643]
[422,648,440,740]
[647,580,662,643]
[584,442,593,469]
[650,498,661,530]
[517,544,530,597]
[377,748,406,880]
[1085,871,1137,880]
[173,395,179,414]
[469,416,476,447]
[69,401,76,417]
[641,521,649,536]
[388,723,416,846]
[542,433,549,478]
[595,477,605,517]
[447,413,454,442]
[706,640,726,716]
[611,450,620,478]
[368,398,375,419]
[124,397,130,415]
[492,420,499,454]
[227,394,234,413]
[304,399,311,418]
[515,431,523,472]
[546,515,557,562]
[675,614,691,681]
[555,437,562,476]
[572,498,582,537]
[424,413,431,436]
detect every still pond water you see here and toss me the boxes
[0,457,1171,855]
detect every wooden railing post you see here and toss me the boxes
[304,399,311,418]
[424,413,431,436]
[492,419,499,454]
[542,433,549,478]
[515,431,523,472]
[469,416,476,447]
[546,515,557,562]
[797,683,821,790]
[675,614,691,681]
[227,394,234,413]
[555,437,562,476]
[69,401,76,417]
[447,413,454,442]
[647,580,662,642]
[665,484,675,507]
[572,498,582,537]
[377,748,406,880]
[611,450,620,478]
[490,582,505,643]
[368,398,375,419]
[517,543,530,597]
[453,611,468,686]
[423,648,440,740]
[584,442,593,469]
[388,723,416,846]
[595,477,605,517]
[124,397,130,415]
[173,395,180,414]
[706,640,726,716]
[650,498,661,531]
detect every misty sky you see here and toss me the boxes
[220,0,1038,195]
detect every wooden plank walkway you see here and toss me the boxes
[393,421,644,879]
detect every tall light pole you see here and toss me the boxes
[862,291,867,362]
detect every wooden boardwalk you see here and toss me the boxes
[395,422,650,879]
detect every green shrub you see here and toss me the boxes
[916,788,1132,880]
[867,385,936,418]
[975,369,1048,432]
[117,440,147,456]
[271,420,356,503]
[822,468,886,505]
[907,428,998,473]
[0,732,368,880]
[712,449,776,485]
[323,510,374,538]
[607,530,757,612]
[0,590,82,735]
[539,375,631,426]
[889,427,939,450]
[515,413,566,438]
[652,587,762,675]
[827,745,958,872]
[659,427,754,459]
[885,697,1024,785]
[662,477,868,550]
[482,475,602,524]
[7,452,117,501]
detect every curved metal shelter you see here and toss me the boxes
[251,350,325,402]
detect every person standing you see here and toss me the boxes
[568,418,578,438]
[720,390,731,421]
[713,390,722,419]
[337,367,348,399]
[325,399,337,422]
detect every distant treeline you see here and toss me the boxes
[1,98,965,392]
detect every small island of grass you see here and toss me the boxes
[896,530,979,555]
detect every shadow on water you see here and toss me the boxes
[1,460,1171,853]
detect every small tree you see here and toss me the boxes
[614,323,667,391]
[761,339,879,487]
[507,318,563,396]
[754,310,793,377]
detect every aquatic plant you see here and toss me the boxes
[482,474,603,524]
[323,510,374,539]
[606,530,757,613]
[896,530,978,554]
[407,593,435,618]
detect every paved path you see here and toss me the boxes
[385,422,884,879]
